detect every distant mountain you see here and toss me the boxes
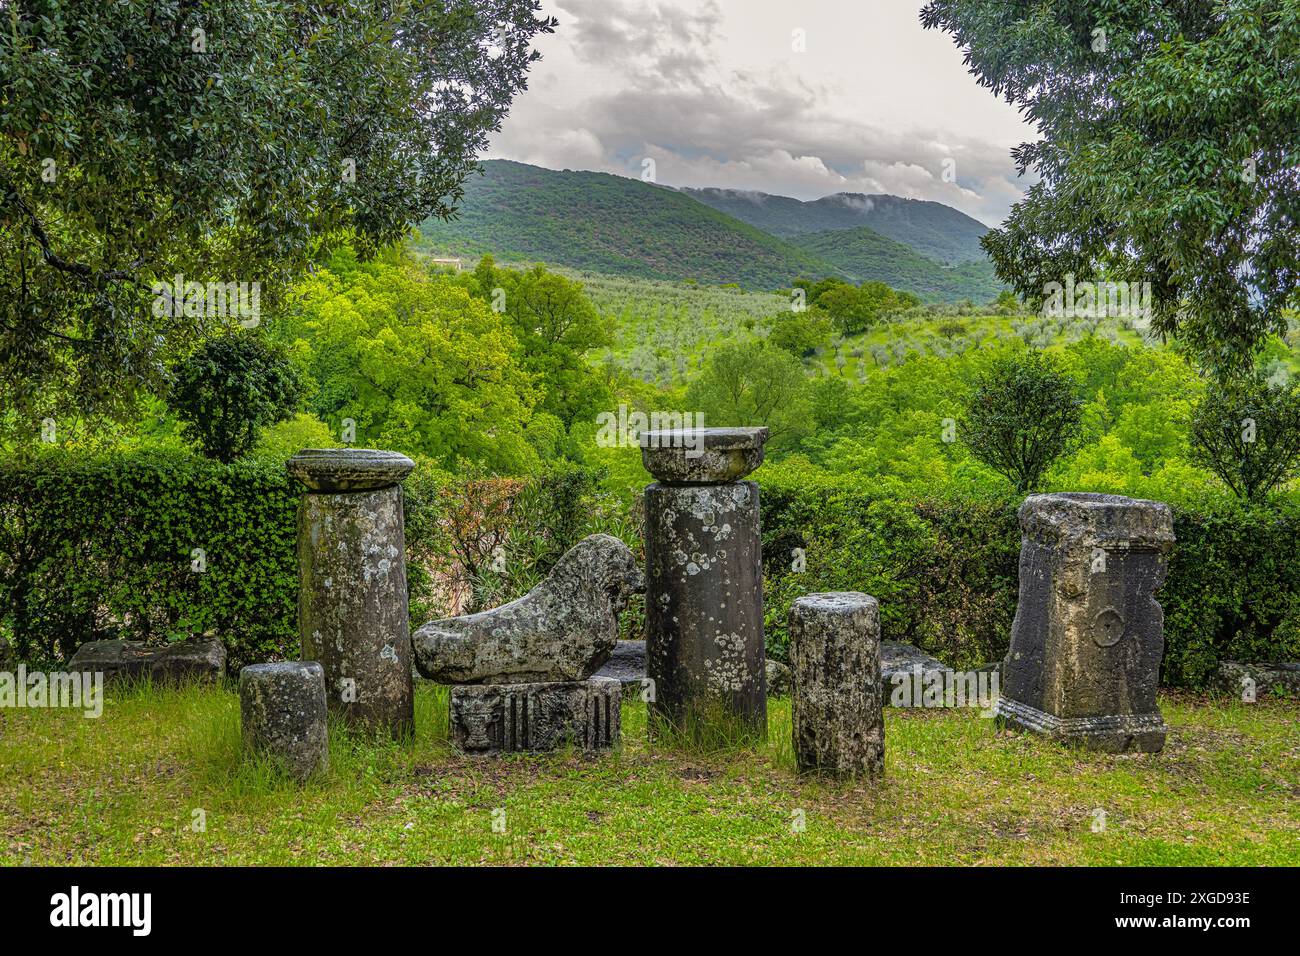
[678,186,991,265]
[416,160,837,291]
[789,227,1003,303]
[416,160,1000,302]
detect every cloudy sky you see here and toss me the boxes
[487,0,1035,226]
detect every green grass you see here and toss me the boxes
[1,684,1295,865]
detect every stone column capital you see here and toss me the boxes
[639,426,769,484]
[1018,492,1175,552]
[287,448,415,493]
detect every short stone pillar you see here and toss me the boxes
[995,492,1175,753]
[790,592,884,777]
[288,448,416,739]
[239,662,330,781]
[450,678,622,754]
[642,427,768,738]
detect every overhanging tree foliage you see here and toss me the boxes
[0,0,554,425]
[921,0,1300,376]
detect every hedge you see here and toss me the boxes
[2,450,1297,688]
[758,472,1300,688]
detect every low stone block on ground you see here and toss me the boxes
[239,661,330,782]
[67,638,226,686]
[450,677,621,754]
[1214,661,1300,700]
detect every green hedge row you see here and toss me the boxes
[2,450,1296,688]
[758,472,1300,688]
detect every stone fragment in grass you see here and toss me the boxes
[789,591,884,778]
[1214,661,1300,700]
[449,677,621,754]
[67,638,226,686]
[239,661,330,782]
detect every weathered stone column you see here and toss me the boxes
[642,427,768,737]
[240,661,330,781]
[288,449,416,739]
[995,492,1175,753]
[790,592,884,777]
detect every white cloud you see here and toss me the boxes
[488,0,1035,225]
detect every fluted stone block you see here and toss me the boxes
[240,662,329,782]
[643,426,769,738]
[995,492,1175,753]
[290,448,416,739]
[790,592,884,777]
[449,678,621,754]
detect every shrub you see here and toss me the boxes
[961,350,1084,492]
[168,334,302,463]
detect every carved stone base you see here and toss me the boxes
[994,697,1167,753]
[449,678,621,754]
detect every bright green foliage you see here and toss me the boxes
[685,342,814,451]
[768,311,834,357]
[465,257,614,426]
[922,0,1300,375]
[961,351,1084,492]
[0,0,554,421]
[280,249,541,472]
[1190,373,1300,500]
[168,334,302,463]
[812,279,922,335]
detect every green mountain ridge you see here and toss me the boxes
[416,160,1000,302]
[678,185,991,264]
[789,227,1003,303]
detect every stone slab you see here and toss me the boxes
[639,427,769,484]
[67,638,226,686]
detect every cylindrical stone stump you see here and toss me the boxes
[240,662,329,782]
[996,492,1174,753]
[642,427,769,738]
[789,592,884,777]
[288,449,416,739]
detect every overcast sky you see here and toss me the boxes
[486,0,1035,226]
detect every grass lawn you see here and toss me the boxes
[1,684,1295,866]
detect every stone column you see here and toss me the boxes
[288,448,416,739]
[240,661,330,782]
[790,592,884,777]
[642,427,768,738]
[995,492,1175,753]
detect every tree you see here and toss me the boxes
[922,0,1300,376]
[960,351,1083,493]
[769,311,833,357]
[467,258,613,425]
[1,1,555,422]
[685,343,814,451]
[1190,373,1300,500]
[168,334,301,463]
[281,247,541,473]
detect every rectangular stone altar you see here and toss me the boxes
[995,492,1174,753]
[449,677,621,754]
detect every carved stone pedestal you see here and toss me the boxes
[449,677,621,754]
[995,492,1174,753]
